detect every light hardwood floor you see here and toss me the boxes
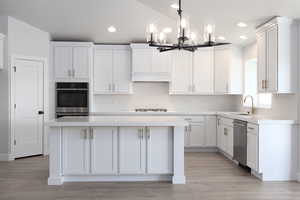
[0,152,300,200]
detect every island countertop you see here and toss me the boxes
[46,116,189,127]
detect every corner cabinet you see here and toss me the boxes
[51,42,93,81]
[130,44,172,82]
[93,45,132,94]
[256,17,297,94]
[0,33,5,69]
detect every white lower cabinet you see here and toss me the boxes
[147,127,173,174]
[217,117,234,157]
[90,127,118,175]
[119,127,146,174]
[62,127,89,175]
[185,116,217,148]
[61,126,173,176]
[247,124,258,171]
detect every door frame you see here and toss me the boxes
[10,55,49,160]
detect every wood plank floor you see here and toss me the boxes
[0,152,300,200]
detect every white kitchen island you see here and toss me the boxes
[46,116,188,185]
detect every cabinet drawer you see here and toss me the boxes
[218,117,234,127]
[247,123,258,134]
[184,116,205,123]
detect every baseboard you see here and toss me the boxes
[185,147,218,153]
[0,153,14,161]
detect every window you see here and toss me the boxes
[243,59,272,108]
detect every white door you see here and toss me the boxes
[119,127,146,174]
[266,25,278,92]
[214,47,229,94]
[193,47,214,94]
[13,59,44,158]
[113,50,131,93]
[205,116,217,147]
[170,51,193,94]
[90,127,118,175]
[62,127,89,175]
[54,46,72,79]
[146,127,173,174]
[189,122,205,147]
[132,49,152,73]
[72,46,90,80]
[93,50,113,93]
[257,31,267,92]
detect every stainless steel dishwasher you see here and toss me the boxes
[233,120,248,166]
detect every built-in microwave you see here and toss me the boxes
[56,82,89,118]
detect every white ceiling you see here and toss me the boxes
[0,0,299,46]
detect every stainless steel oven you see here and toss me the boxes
[56,82,89,118]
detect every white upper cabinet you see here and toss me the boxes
[52,42,93,81]
[93,45,132,94]
[170,50,193,94]
[256,17,297,94]
[0,33,5,69]
[131,44,172,82]
[214,46,243,94]
[193,47,214,94]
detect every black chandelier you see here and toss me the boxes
[146,0,230,52]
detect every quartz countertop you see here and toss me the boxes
[46,116,189,127]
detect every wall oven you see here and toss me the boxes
[56,82,89,118]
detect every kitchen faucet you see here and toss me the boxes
[243,95,254,115]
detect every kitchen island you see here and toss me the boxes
[46,116,188,185]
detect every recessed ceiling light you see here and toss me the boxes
[108,26,117,33]
[237,22,247,27]
[170,3,179,9]
[218,36,226,41]
[240,35,248,40]
[163,27,172,33]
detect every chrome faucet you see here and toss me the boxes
[243,95,254,115]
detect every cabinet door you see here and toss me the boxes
[189,122,205,147]
[132,49,152,73]
[221,126,227,152]
[266,25,278,92]
[93,50,113,93]
[257,31,267,92]
[90,127,118,175]
[217,120,223,149]
[62,127,89,175]
[170,51,193,94]
[247,131,258,171]
[214,47,230,94]
[119,127,146,174]
[54,46,72,79]
[147,127,173,174]
[0,35,4,69]
[226,126,234,157]
[113,50,131,93]
[193,48,214,94]
[152,50,172,73]
[205,116,217,147]
[72,46,90,80]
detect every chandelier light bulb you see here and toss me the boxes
[206,24,213,34]
[181,19,187,28]
[149,24,157,33]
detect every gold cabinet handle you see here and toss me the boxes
[146,127,150,139]
[83,129,87,139]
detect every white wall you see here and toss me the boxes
[0,16,50,159]
[242,43,298,119]
[93,83,241,112]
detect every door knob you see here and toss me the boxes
[38,111,44,115]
